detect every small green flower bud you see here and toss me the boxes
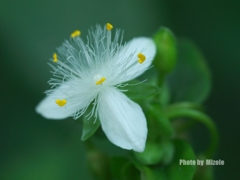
[153,27,177,74]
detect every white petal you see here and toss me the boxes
[114,37,156,83]
[36,79,96,120]
[98,87,147,152]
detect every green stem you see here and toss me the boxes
[164,108,218,158]
[165,102,203,111]
[176,119,197,133]
[157,71,165,87]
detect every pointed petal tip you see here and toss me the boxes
[132,138,147,152]
[114,136,147,152]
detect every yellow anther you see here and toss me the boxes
[106,23,113,31]
[71,30,81,38]
[137,53,146,64]
[55,99,67,107]
[53,53,58,63]
[96,77,106,85]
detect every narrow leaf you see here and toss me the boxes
[81,115,100,141]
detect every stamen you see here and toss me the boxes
[55,99,67,107]
[106,23,113,31]
[96,77,106,85]
[71,30,81,38]
[53,53,58,63]
[137,53,146,64]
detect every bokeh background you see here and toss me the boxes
[0,0,239,179]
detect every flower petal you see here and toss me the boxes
[98,87,147,152]
[36,79,96,120]
[114,37,156,83]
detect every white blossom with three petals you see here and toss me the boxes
[36,23,156,152]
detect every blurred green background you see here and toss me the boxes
[0,0,239,179]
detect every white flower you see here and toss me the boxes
[36,23,156,152]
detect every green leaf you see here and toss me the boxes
[81,114,100,141]
[123,80,160,101]
[161,140,175,164]
[166,39,211,103]
[110,157,157,180]
[167,139,197,180]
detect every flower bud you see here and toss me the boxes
[153,27,177,74]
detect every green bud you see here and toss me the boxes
[153,27,177,74]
